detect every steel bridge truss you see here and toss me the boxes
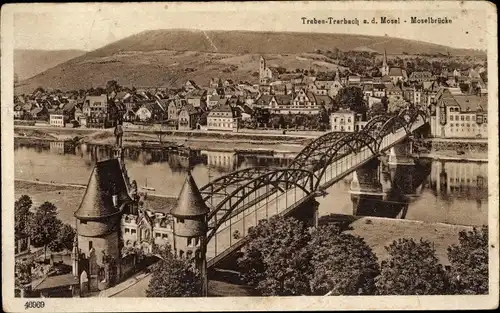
[199,107,428,250]
[204,168,316,242]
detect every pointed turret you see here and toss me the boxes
[74,159,132,220]
[170,172,209,217]
[170,172,208,239]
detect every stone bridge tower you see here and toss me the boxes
[73,157,133,292]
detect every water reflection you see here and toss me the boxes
[14,138,488,226]
[345,157,487,225]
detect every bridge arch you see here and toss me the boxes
[206,168,316,242]
[313,132,380,189]
[199,166,273,204]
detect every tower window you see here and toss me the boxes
[89,241,93,250]
[177,218,185,223]
[131,229,136,234]
[187,237,193,246]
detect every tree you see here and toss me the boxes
[237,216,312,296]
[28,202,62,260]
[367,102,386,119]
[335,86,367,114]
[387,97,408,113]
[375,238,449,295]
[48,223,76,253]
[447,226,488,294]
[252,108,270,126]
[381,96,389,111]
[146,245,201,297]
[15,195,33,240]
[309,225,380,295]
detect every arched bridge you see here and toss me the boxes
[198,108,429,268]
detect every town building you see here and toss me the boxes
[178,104,200,130]
[431,88,488,139]
[207,104,239,132]
[49,112,66,127]
[330,109,366,132]
[259,56,274,84]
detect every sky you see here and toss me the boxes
[10,2,492,52]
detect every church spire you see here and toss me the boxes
[383,49,388,67]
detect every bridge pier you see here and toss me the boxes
[388,141,415,166]
[289,198,319,228]
[349,159,386,198]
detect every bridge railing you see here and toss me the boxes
[206,112,428,266]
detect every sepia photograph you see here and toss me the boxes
[1,1,498,311]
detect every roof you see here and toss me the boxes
[170,172,209,217]
[389,67,404,77]
[449,94,488,112]
[210,104,235,115]
[314,95,333,106]
[274,95,292,105]
[75,158,132,220]
[409,71,432,80]
[256,94,273,106]
[31,107,43,115]
[181,104,199,115]
[33,274,79,291]
[186,89,206,98]
[210,95,221,102]
[84,95,107,106]
[63,102,76,112]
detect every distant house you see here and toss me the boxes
[82,94,110,128]
[388,67,408,84]
[186,89,207,109]
[207,104,239,132]
[135,101,166,122]
[309,80,334,95]
[330,109,366,132]
[234,105,253,120]
[74,107,85,123]
[14,104,24,119]
[291,89,321,114]
[208,95,221,109]
[328,80,344,98]
[49,111,66,127]
[178,104,200,130]
[62,101,76,123]
[167,99,185,121]
[30,107,47,120]
[409,71,433,83]
[184,80,199,92]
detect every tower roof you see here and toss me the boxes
[170,172,209,217]
[74,159,132,220]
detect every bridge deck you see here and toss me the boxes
[206,117,426,268]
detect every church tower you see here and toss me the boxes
[259,56,267,84]
[381,49,390,76]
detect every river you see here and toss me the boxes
[14,139,488,227]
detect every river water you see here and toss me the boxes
[14,139,488,226]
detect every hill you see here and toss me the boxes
[15,29,485,94]
[14,49,86,81]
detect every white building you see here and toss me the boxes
[207,104,239,132]
[49,113,65,127]
[330,109,366,132]
[431,90,488,139]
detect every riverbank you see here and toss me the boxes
[15,180,477,265]
[14,125,308,154]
